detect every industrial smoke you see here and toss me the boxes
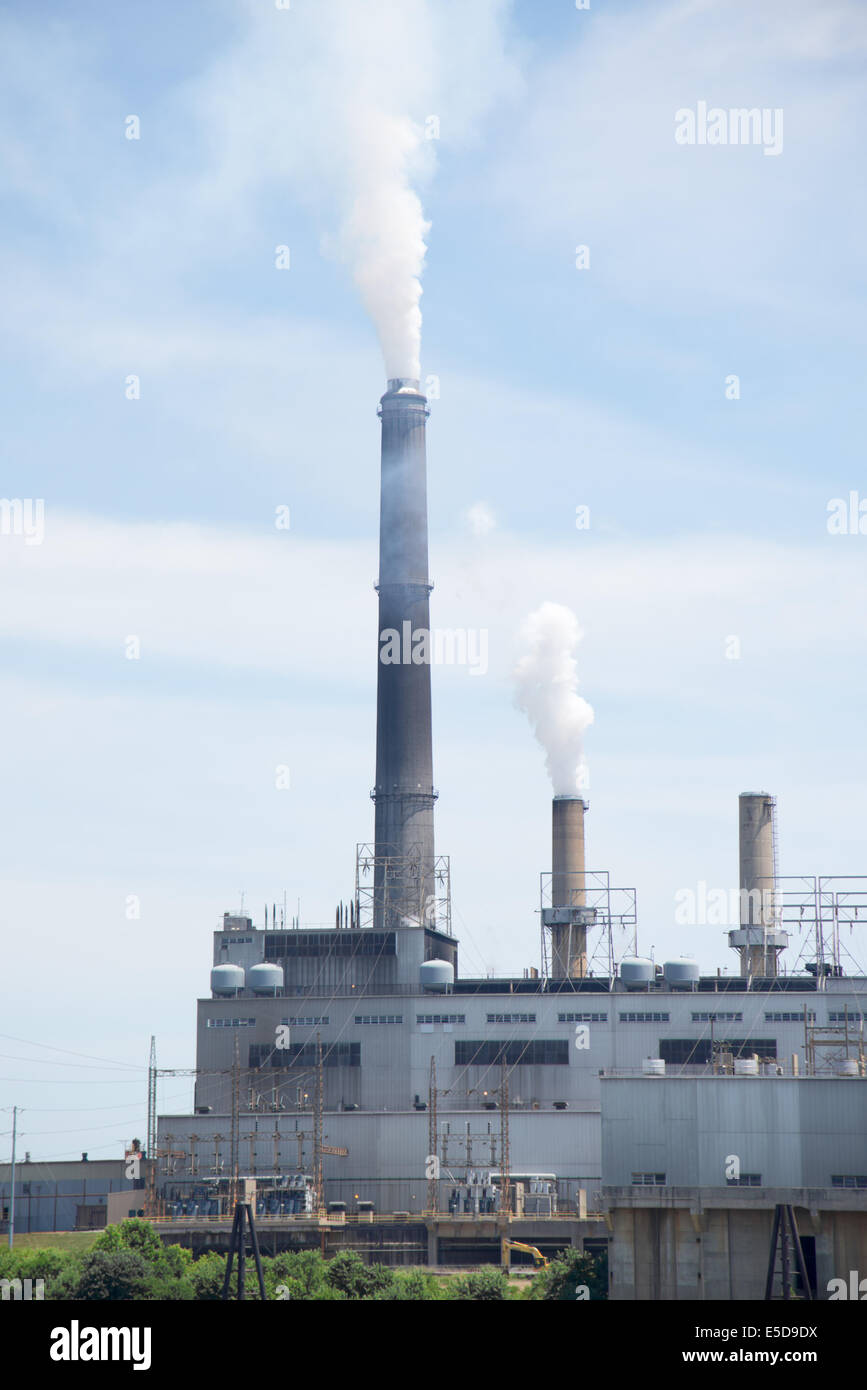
[514,603,594,795]
[341,113,430,381]
[188,2,517,380]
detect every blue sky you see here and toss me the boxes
[1,0,866,1161]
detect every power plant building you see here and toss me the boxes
[144,380,867,1286]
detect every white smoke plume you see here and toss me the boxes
[513,603,594,795]
[339,110,430,380]
[188,2,519,382]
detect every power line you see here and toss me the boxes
[0,1052,143,1072]
[0,1033,146,1071]
[0,1077,150,1085]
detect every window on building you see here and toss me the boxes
[631,1173,666,1185]
[263,932,396,958]
[831,1175,867,1188]
[691,1012,743,1022]
[417,1014,465,1025]
[205,1018,256,1028]
[558,1012,607,1023]
[619,1012,670,1023]
[455,1040,569,1066]
[764,1012,815,1023]
[828,1012,864,1024]
[726,1174,762,1187]
[281,1017,330,1026]
[354,1015,403,1025]
[249,1042,360,1069]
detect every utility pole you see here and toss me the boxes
[145,1038,157,1216]
[499,1063,511,1218]
[230,1035,241,1211]
[427,1057,438,1213]
[313,1035,324,1214]
[8,1106,17,1250]
[146,1037,157,1160]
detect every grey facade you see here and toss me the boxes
[153,913,867,1226]
[0,1158,145,1235]
[601,1075,867,1189]
[599,1076,867,1299]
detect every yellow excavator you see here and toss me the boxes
[501,1238,549,1270]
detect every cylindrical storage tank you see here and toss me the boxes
[642,1058,666,1076]
[419,959,454,993]
[836,1058,859,1077]
[620,958,655,989]
[663,959,700,989]
[734,1056,759,1076]
[248,962,284,995]
[210,964,245,996]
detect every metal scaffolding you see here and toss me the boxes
[539,869,637,981]
[777,875,867,978]
[356,842,452,934]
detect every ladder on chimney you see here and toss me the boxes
[769,795,781,933]
[762,795,781,977]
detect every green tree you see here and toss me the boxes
[449,1266,512,1300]
[525,1248,607,1301]
[189,1250,230,1301]
[265,1249,332,1300]
[72,1250,151,1301]
[380,1268,445,1300]
[90,1219,195,1298]
[92,1218,165,1264]
[325,1251,397,1300]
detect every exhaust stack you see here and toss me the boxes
[549,794,589,978]
[371,378,437,929]
[728,792,789,977]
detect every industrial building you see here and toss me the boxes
[5,376,864,1291]
[144,377,866,1283]
[600,1073,867,1299]
[0,1156,146,1235]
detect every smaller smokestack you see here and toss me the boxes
[551,795,588,979]
[729,791,788,977]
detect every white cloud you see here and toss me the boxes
[486,0,867,330]
[2,509,865,701]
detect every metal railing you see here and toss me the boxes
[155,1210,585,1225]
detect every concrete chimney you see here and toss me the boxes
[550,795,588,978]
[729,791,788,977]
[372,378,437,929]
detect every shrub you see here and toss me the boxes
[380,1268,446,1301]
[189,1250,230,1301]
[525,1248,607,1301]
[72,1250,151,1301]
[325,1250,397,1300]
[448,1267,512,1300]
[91,1218,165,1265]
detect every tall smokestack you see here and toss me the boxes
[372,378,436,929]
[550,794,588,978]
[729,791,788,977]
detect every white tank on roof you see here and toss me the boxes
[210,964,245,996]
